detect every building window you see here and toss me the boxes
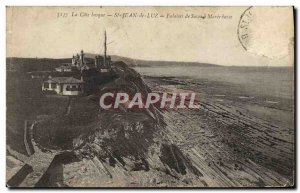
[44,82,49,89]
[65,84,81,91]
[52,83,57,88]
[73,85,79,91]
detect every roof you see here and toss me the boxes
[55,65,72,70]
[45,77,84,84]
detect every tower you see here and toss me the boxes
[103,30,107,67]
[72,54,76,66]
[80,50,85,67]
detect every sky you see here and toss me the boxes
[6,6,294,66]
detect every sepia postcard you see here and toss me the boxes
[6,6,295,188]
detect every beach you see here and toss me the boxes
[135,65,294,186]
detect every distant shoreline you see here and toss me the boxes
[6,57,293,68]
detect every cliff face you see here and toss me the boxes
[72,61,202,186]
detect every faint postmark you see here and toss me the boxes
[237,6,253,52]
[237,7,293,59]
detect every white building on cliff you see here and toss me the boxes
[42,77,84,96]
